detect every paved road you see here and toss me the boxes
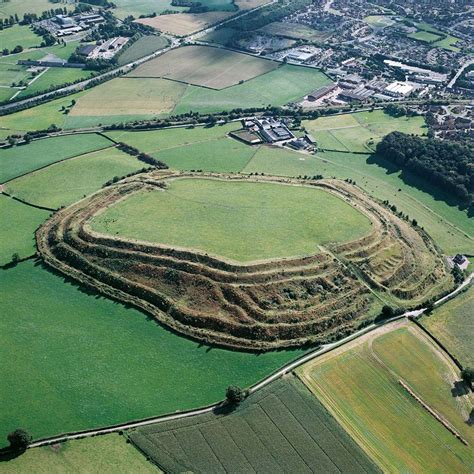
[29,271,472,448]
[447,57,474,89]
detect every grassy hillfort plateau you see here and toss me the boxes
[0,0,473,472]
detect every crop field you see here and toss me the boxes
[173,65,331,115]
[0,195,49,265]
[129,45,279,89]
[4,147,143,209]
[0,24,42,51]
[259,21,330,41]
[69,78,187,121]
[243,146,473,254]
[130,376,378,473]
[298,322,474,472]
[116,35,169,66]
[91,177,372,262]
[0,133,112,183]
[136,11,234,36]
[0,434,157,474]
[67,65,330,126]
[421,286,474,367]
[303,110,426,153]
[0,259,306,445]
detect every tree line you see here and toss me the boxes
[376,132,473,209]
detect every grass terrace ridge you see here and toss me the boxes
[36,171,453,350]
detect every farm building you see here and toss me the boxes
[307,83,338,101]
[253,117,294,143]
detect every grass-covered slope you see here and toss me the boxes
[421,286,474,367]
[5,147,145,209]
[0,134,112,183]
[0,195,49,265]
[0,260,306,446]
[129,376,379,473]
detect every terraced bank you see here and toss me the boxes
[36,172,453,350]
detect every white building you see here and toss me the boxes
[384,82,414,97]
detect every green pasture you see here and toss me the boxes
[0,0,67,20]
[18,67,94,98]
[5,147,143,209]
[242,146,472,254]
[0,434,158,473]
[363,15,395,28]
[408,30,443,43]
[111,0,236,19]
[259,21,329,41]
[0,63,31,87]
[0,260,306,446]
[174,65,331,115]
[130,377,377,473]
[433,35,461,52]
[0,87,16,102]
[300,325,474,472]
[152,137,257,172]
[0,195,49,265]
[91,177,372,262]
[303,110,426,153]
[0,91,85,133]
[117,35,169,66]
[201,27,239,45]
[0,133,111,183]
[0,24,42,51]
[0,42,79,65]
[106,122,240,152]
[421,286,474,367]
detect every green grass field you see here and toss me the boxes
[0,260,306,446]
[0,24,42,51]
[18,68,94,98]
[0,133,112,183]
[421,286,474,367]
[69,65,330,126]
[408,30,442,43]
[106,122,240,152]
[0,195,49,265]
[117,35,169,66]
[0,62,31,88]
[0,434,158,473]
[4,147,144,209]
[299,324,474,472]
[0,91,85,134]
[174,65,331,115]
[130,376,378,473]
[433,35,461,52]
[363,15,395,28]
[259,21,329,41]
[91,177,372,262]
[0,0,68,20]
[303,110,426,153]
[242,130,472,255]
[111,0,237,18]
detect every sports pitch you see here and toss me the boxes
[91,177,372,262]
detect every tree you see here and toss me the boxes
[11,252,20,265]
[225,385,247,405]
[381,305,394,319]
[451,265,464,284]
[461,368,474,389]
[7,429,32,451]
